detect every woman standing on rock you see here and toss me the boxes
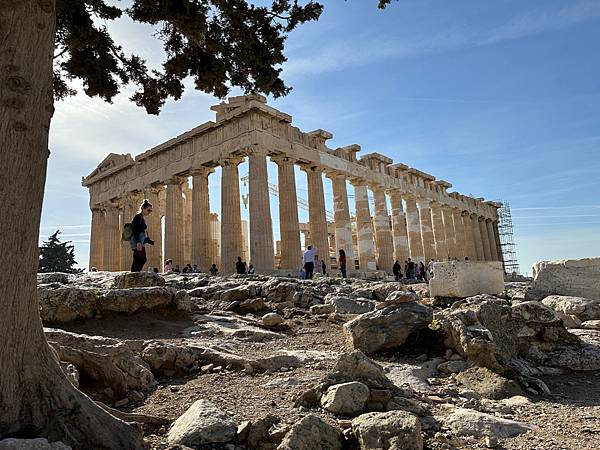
[130,199,154,272]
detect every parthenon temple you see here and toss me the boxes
[83,95,503,274]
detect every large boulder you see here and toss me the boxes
[99,287,177,314]
[455,367,524,400]
[37,272,69,284]
[443,408,532,438]
[38,287,99,322]
[352,410,423,450]
[277,414,343,450]
[325,294,375,314]
[320,381,370,416]
[531,257,600,299]
[168,400,237,446]
[113,271,165,289]
[344,303,432,354]
[0,439,71,449]
[429,261,504,298]
[542,295,600,322]
[141,341,196,375]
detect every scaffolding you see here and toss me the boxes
[497,200,520,276]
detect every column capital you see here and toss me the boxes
[402,192,417,201]
[324,169,346,180]
[145,184,164,195]
[243,146,269,158]
[478,215,486,222]
[190,165,215,177]
[165,176,187,185]
[416,197,430,208]
[348,176,367,187]
[270,154,295,166]
[469,212,479,219]
[299,163,324,174]
[91,205,105,213]
[219,154,245,167]
[461,210,470,217]
[368,183,385,193]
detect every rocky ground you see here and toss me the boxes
[20,272,600,449]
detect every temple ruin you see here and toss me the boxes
[82,95,503,274]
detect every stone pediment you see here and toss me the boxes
[82,153,134,185]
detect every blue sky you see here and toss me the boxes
[42,0,600,275]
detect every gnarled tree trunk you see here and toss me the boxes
[0,1,144,448]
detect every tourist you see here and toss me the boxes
[173,264,181,273]
[183,263,193,273]
[236,256,246,274]
[90,267,98,272]
[428,258,435,279]
[164,259,173,273]
[338,249,347,279]
[465,256,469,261]
[248,264,255,274]
[302,245,318,279]
[153,267,159,274]
[210,264,218,276]
[392,260,402,281]
[321,259,327,276]
[182,265,189,273]
[407,258,415,280]
[130,199,154,272]
[418,261,427,281]
[404,260,409,278]
[192,264,200,273]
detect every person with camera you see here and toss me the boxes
[130,199,154,272]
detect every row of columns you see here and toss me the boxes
[89,150,503,273]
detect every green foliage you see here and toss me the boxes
[428,318,441,331]
[53,0,324,114]
[38,230,82,274]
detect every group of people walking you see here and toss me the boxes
[125,198,444,283]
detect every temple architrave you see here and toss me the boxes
[82,94,503,274]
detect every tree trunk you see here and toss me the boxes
[0,2,144,448]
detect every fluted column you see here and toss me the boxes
[89,206,105,270]
[165,177,185,267]
[371,186,394,271]
[182,183,193,264]
[303,165,330,262]
[121,191,143,270]
[191,167,213,271]
[144,186,163,271]
[462,211,477,260]
[273,156,301,270]
[404,194,424,263]
[389,190,409,265]
[486,219,499,261]
[351,180,377,271]
[470,213,485,261]
[417,198,435,263]
[493,220,503,264]
[452,208,466,259]
[442,205,457,259]
[248,148,274,272]
[328,172,355,265]
[430,201,448,261]
[479,216,492,261]
[220,156,245,273]
[103,202,121,271]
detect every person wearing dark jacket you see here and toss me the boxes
[392,260,402,281]
[130,199,154,272]
[235,256,246,274]
[338,249,347,279]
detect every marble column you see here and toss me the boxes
[103,202,121,271]
[144,186,163,271]
[351,180,377,271]
[404,194,425,263]
[220,156,245,273]
[486,219,499,261]
[442,205,457,259]
[479,216,492,261]
[89,206,105,270]
[303,165,330,262]
[462,211,477,260]
[452,208,466,259]
[493,220,504,264]
[165,178,185,267]
[328,172,355,265]
[121,191,142,270]
[471,213,485,261]
[430,201,448,261]
[182,183,193,264]
[389,190,410,265]
[371,186,394,271]
[273,156,301,270]
[191,167,213,271]
[417,198,435,263]
[248,148,275,272]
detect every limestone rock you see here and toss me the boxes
[99,287,176,314]
[277,414,343,450]
[429,261,504,298]
[141,341,196,375]
[444,408,533,438]
[455,367,524,400]
[542,295,600,322]
[0,438,71,450]
[168,399,237,446]
[310,304,335,315]
[376,290,420,310]
[262,312,284,327]
[582,320,600,330]
[174,290,193,312]
[235,297,266,314]
[531,258,600,299]
[344,303,433,354]
[330,351,394,390]
[37,272,69,284]
[320,381,370,416]
[352,410,423,450]
[325,294,375,314]
[113,271,165,288]
[38,287,99,322]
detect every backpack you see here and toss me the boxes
[121,223,133,241]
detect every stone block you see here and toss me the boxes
[531,258,600,299]
[429,261,504,298]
